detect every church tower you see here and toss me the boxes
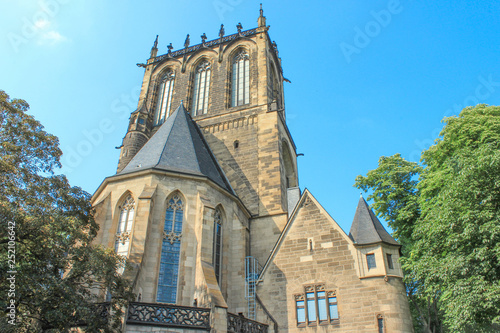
[115,5,297,266]
[91,6,413,332]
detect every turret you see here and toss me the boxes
[349,196,404,279]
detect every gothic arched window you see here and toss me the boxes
[115,195,135,257]
[157,194,184,303]
[213,207,223,284]
[192,61,211,116]
[154,71,175,125]
[231,50,250,107]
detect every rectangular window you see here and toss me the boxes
[295,286,339,327]
[328,296,338,320]
[317,291,328,322]
[386,254,394,270]
[367,253,376,269]
[296,299,305,324]
[306,292,316,323]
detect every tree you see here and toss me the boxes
[0,91,133,332]
[355,104,500,332]
[355,154,442,332]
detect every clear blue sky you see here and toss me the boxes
[2,0,499,233]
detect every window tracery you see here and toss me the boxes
[154,71,175,125]
[157,194,184,303]
[294,285,339,326]
[231,50,250,107]
[192,61,211,115]
[115,195,135,257]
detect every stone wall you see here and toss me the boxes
[256,191,413,332]
[117,27,297,220]
[91,171,250,315]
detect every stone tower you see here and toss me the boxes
[91,6,414,332]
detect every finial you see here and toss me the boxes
[360,192,363,198]
[201,33,207,46]
[258,3,266,27]
[184,34,190,48]
[150,35,159,58]
[236,22,243,35]
[272,41,279,56]
[167,43,173,55]
[219,24,225,39]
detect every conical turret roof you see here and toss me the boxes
[349,196,399,246]
[119,103,233,193]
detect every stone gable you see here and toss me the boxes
[256,190,413,332]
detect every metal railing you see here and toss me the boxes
[127,302,211,330]
[227,312,268,333]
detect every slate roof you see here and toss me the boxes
[119,103,233,193]
[349,196,400,246]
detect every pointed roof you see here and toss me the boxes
[349,197,400,246]
[119,103,233,193]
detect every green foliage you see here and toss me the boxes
[354,154,422,255]
[355,105,500,332]
[0,91,133,332]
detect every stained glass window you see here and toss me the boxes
[154,71,175,125]
[114,195,135,257]
[157,194,183,303]
[213,207,223,284]
[231,50,250,107]
[192,61,211,116]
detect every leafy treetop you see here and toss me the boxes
[0,90,133,332]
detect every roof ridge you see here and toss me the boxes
[118,103,233,193]
[185,110,235,194]
[156,105,181,169]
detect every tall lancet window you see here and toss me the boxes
[192,61,211,116]
[231,50,250,107]
[154,71,175,125]
[213,207,223,284]
[115,195,135,257]
[157,194,184,303]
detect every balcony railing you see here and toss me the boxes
[227,312,268,333]
[126,302,211,330]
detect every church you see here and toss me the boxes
[91,6,413,332]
